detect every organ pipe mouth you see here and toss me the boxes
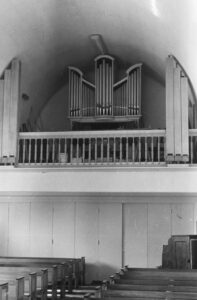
[89,34,108,55]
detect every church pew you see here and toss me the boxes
[0,257,102,298]
[106,267,197,300]
[0,266,58,299]
[0,257,85,287]
[117,267,197,280]
[0,276,34,300]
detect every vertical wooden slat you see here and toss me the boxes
[145,137,148,162]
[2,69,11,158]
[34,139,37,163]
[166,56,175,161]
[52,138,55,164]
[95,138,97,163]
[174,66,182,160]
[132,138,135,162]
[40,139,43,164]
[0,80,4,161]
[9,59,20,160]
[113,138,116,162]
[120,138,122,163]
[139,137,141,163]
[28,139,31,164]
[126,137,128,163]
[107,138,110,163]
[65,138,67,163]
[88,138,91,163]
[101,138,103,162]
[190,136,193,164]
[82,138,85,164]
[158,137,160,162]
[151,137,154,162]
[181,76,189,161]
[70,138,73,164]
[46,139,49,164]
[76,138,79,162]
[22,139,25,164]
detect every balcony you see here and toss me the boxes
[16,129,197,168]
[17,129,165,167]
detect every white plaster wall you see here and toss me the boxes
[0,166,197,193]
[142,74,165,129]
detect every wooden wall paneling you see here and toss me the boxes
[52,201,75,257]
[166,56,175,160]
[0,80,4,161]
[30,201,53,257]
[174,66,182,160]
[2,70,11,158]
[181,76,189,160]
[9,59,20,159]
[124,204,148,267]
[75,203,99,283]
[0,203,9,255]
[98,203,122,279]
[148,204,171,267]
[8,203,30,256]
[171,204,194,235]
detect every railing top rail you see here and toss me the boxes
[19,129,166,139]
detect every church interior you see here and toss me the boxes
[0,0,197,299]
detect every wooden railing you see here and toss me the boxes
[17,130,166,167]
[189,129,197,164]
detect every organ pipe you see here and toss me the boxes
[68,57,142,120]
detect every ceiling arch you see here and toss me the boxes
[0,0,196,125]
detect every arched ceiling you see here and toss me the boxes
[0,0,196,125]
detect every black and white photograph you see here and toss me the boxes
[0,0,196,299]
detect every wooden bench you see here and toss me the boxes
[0,268,49,300]
[0,256,85,287]
[104,266,197,300]
[0,257,102,299]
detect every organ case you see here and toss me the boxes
[68,55,142,125]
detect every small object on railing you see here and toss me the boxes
[59,153,67,164]
[2,155,8,165]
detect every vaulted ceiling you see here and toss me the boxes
[0,0,196,125]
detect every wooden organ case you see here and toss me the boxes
[68,55,142,129]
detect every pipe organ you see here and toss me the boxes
[95,55,114,116]
[68,55,142,125]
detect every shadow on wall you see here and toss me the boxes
[85,262,120,284]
